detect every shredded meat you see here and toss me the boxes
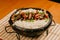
[28,13,32,19]
[11,9,49,22]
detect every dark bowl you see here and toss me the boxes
[9,8,52,37]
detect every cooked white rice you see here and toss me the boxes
[21,9,38,13]
[13,19,49,29]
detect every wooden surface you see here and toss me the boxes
[0,0,60,23]
[0,9,60,40]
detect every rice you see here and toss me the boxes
[21,9,37,13]
[13,19,49,29]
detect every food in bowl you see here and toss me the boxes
[11,9,50,29]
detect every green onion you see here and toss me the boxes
[26,19,34,22]
[38,11,44,14]
[45,18,49,22]
[30,19,34,22]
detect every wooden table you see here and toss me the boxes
[0,0,60,23]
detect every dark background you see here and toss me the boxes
[50,0,60,3]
